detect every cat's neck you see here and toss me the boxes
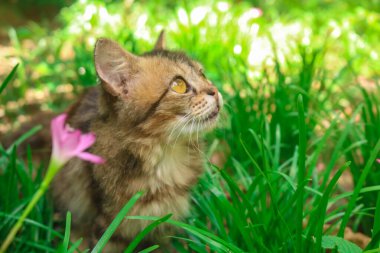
[90,118,203,197]
[92,118,200,163]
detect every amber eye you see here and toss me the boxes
[171,78,189,94]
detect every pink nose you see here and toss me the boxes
[206,87,216,96]
[205,86,219,104]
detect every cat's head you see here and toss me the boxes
[94,32,222,140]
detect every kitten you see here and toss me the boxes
[52,32,222,252]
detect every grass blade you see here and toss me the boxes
[338,139,380,236]
[138,245,160,253]
[365,231,380,251]
[367,193,380,249]
[6,125,42,154]
[0,212,63,239]
[374,193,380,237]
[308,162,350,251]
[127,216,244,253]
[67,238,84,253]
[320,105,362,189]
[296,94,307,252]
[0,63,19,94]
[63,212,72,251]
[123,214,172,253]
[91,192,143,253]
[330,186,380,203]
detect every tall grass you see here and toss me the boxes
[1,0,380,252]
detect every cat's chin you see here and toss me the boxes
[201,107,219,122]
[199,114,219,131]
[168,116,219,140]
[192,108,220,133]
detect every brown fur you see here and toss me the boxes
[52,33,222,252]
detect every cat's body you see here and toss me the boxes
[52,33,222,252]
[53,87,202,250]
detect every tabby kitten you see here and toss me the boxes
[52,32,222,252]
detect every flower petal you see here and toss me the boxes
[51,114,68,159]
[77,152,105,164]
[377,159,380,164]
[60,130,81,158]
[50,113,102,166]
[74,132,96,153]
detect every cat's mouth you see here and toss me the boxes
[201,107,219,123]
[174,106,220,136]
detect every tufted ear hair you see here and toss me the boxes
[153,30,166,50]
[94,38,139,98]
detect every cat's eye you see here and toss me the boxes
[171,78,189,94]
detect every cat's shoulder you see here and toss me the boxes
[67,87,99,132]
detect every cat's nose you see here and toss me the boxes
[205,87,216,96]
[207,89,215,96]
[205,86,220,107]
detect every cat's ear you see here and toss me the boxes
[94,38,139,97]
[153,30,166,50]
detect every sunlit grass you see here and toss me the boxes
[0,0,380,252]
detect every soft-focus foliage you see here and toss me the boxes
[0,0,379,252]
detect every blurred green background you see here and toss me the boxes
[1,0,380,252]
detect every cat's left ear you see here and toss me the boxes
[94,38,139,98]
[154,30,166,50]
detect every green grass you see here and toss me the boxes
[1,0,380,252]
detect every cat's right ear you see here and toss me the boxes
[153,30,166,50]
[94,38,139,98]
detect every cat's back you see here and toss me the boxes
[66,87,100,131]
[52,87,100,227]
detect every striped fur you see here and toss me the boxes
[52,35,222,252]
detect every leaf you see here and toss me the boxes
[0,63,19,94]
[137,245,160,253]
[67,238,83,253]
[338,138,380,236]
[91,192,143,253]
[6,125,42,154]
[55,212,72,253]
[63,212,72,252]
[126,215,244,253]
[123,214,172,253]
[296,94,307,253]
[321,235,362,253]
[307,162,350,251]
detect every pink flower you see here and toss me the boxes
[51,114,104,165]
[377,159,380,164]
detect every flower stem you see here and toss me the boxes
[0,160,61,253]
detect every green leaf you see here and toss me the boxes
[296,94,307,253]
[67,238,84,253]
[321,235,362,253]
[63,212,72,252]
[307,162,350,251]
[6,125,42,154]
[137,245,159,253]
[91,192,143,253]
[365,231,380,251]
[338,138,380,236]
[373,193,380,239]
[124,214,172,253]
[126,215,244,253]
[365,193,380,250]
[55,212,72,253]
[0,63,19,94]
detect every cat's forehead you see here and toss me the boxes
[142,50,202,72]
[137,50,208,92]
